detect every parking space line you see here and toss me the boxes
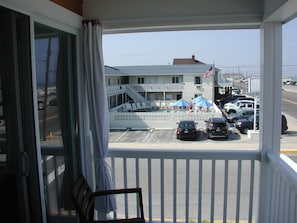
[172,129,177,139]
[114,129,130,142]
[281,149,297,154]
[142,128,154,142]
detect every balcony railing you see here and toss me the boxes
[264,152,297,223]
[129,84,184,92]
[106,148,260,223]
[42,147,297,223]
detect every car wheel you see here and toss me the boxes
[242,128,249,134]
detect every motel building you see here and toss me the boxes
[105,56,225,129]
[105,55,220,111]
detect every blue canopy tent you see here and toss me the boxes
[192,96,207,104]
[192,96,212,108]
[172,98,190,107]
[195,100,212,108]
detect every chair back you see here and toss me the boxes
[72,174,94,223]
[73,174,145,223]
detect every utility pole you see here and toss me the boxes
[43,38,51,141]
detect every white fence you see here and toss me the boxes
[109,111,222,129]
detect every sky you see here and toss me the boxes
[103,18,297,79]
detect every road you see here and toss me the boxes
[281,85,297,163]
[38,106,60,141]
[282,85,297,119]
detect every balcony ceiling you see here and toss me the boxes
[83,0,297,34]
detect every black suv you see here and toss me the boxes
[235,114,288,134]
[176,120,197,140]
[205,117,229,139]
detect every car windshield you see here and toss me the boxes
[247,115,259,122]
[180,123,195,128]
[214,122,226,127]
[242,110,254,115]
[247,115,254,121]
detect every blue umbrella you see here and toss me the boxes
[192,96,207,104]
[173,98,190,107]
[195,99,212,108]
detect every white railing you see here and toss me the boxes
[265,152,297,223]
[106,85,127,96]
[107,148,261,223]
[41,147,297,223]
[126,85,147,102]
[130,84,184,92]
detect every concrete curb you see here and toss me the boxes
[281,149,297,154]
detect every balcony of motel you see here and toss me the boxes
[42,143,297,222]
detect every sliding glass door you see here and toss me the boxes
[0,6,81,223]
[0,6,43,223]
[34,23,80,223]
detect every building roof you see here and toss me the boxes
[173,55,205,65]
[104,66,127,76]
[105,64,212,76]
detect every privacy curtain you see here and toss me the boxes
[82,20,116,214]
[56,33,77,210]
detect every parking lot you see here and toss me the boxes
[109,116,297,151]
[110,125,247,143]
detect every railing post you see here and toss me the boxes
[257,21,282,223]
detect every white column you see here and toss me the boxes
[257,22,282,223]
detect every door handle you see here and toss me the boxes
[21,151,30,176]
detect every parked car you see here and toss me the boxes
[231,87,241,95]
[176,120,197,140]
[223,99,247,108]
[205,117,228,139]
[223,97,255,107]
[224,97,254,108]
[235,114,258,134]
[49,98,57,106]
[226,108,256,123]
[38,100,44,110]
[219,95,246,106]
[282,115,289,133]
[224,100,256,114]
[235,114,288,134]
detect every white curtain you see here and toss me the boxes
[82,20,116,214]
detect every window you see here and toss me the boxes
[172,76,179,83]
[194,94,202,98]
[195,76,201,84]
[138,77,144,84]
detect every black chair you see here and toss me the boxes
[72,174,145,223]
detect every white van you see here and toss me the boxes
[225,100,258,114]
